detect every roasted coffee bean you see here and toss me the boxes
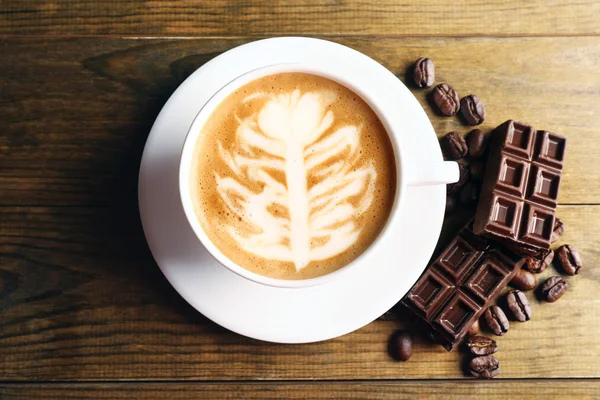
[447,164,469,194]
[441,131,468,160]
[467,319,481,336]
[466,335,498,356]
[431,83,460,116]
[468,355,499,379]
[506,290,532,322]
[541,276,569,303]
[469,161,486,181]
[484,305,509,336]
[413,57,435,88]
[460,182,480,207]
[510,268,537,291]
[556,244,582,276]
[389,330,413,361]
[551,217,565,243]
[466,129,489,158]
[460,95,486,125]
[445,195,457,214]
[523,250,554,274]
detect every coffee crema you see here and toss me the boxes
[190,73,396,280]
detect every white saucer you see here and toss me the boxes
[138,37,446,343]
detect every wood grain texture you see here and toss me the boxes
[1,381,600,399]
[1,0,600,36]
[0,205,598,381]
[1,37,599,206]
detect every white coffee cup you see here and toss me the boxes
[179,56,458,289]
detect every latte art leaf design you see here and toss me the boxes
[216,89,376,271]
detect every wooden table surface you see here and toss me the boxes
[1,1,600,399]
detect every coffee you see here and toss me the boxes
[189,73,396,280]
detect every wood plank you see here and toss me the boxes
[0,205,598,380]
[1,1,599,36]
[1,37,599,206]
[1,381,600,399]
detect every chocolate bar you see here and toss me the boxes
[473,120,566,257]
[401,221,525,351]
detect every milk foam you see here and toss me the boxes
[215,89,377,271]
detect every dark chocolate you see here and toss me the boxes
[401,221,524,351]
[473,120,566,257]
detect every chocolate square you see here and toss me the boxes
[404,269,453,319]
[534,130,567,170]
[487,195,523,240]
[464,255,512,303]
[498,156,529,198]
[502,120,536,160]
[437,237,478,280]
[527,164,561,207]
[433,292,480,338]
[518,204,554,248]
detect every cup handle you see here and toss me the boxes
[406,161,460,187]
